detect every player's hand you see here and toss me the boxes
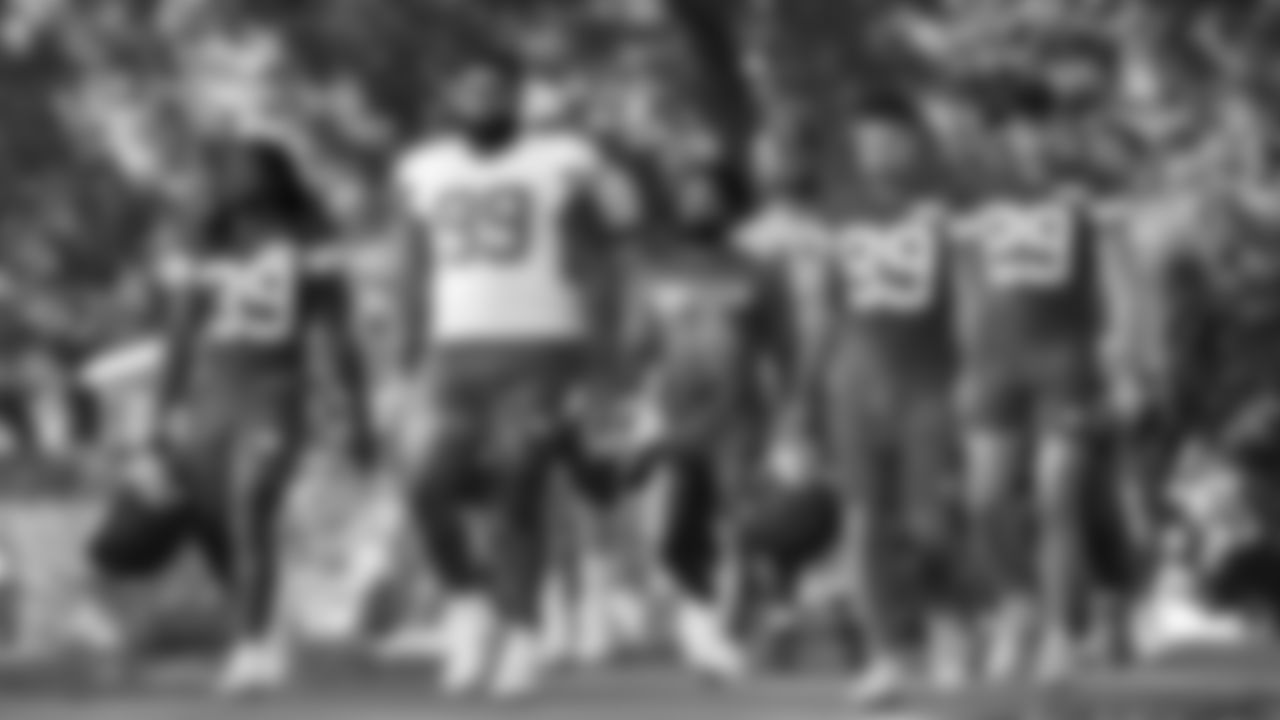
[120,445,174,506]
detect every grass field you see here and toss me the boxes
[3,648,1280,720]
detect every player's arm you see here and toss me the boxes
[743,270,793,417]
[150,250,209,442]
[305,248,378,467]
[569,143,642,360]
[1091,200,1147,423]
[390,159,431,376]
[801,228,846,398]
[945,210,986,363]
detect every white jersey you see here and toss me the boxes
[396,133,603,343]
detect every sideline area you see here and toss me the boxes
[3,649,1280,720]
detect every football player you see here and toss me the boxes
[89,140,377,694]
[951,84,1112,682]
[733,135,845,659]
[826,94,965,702]
[389,52,633,698]
[617,135,782,681]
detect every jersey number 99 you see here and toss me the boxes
[436,187,534,266]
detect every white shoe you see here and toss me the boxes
[437,597,494,696]
[926,622,972,692]
[1033,630,1079,683]
[376,623,444,663]
[490,628,546,701]
[1137,586,1250,657]
[538,581,573,666]
[847,657,913,706]
[605,584,650,651]
[217,638,293,696]
[571,580,615,667]
[674,601,747,682]
[984,604,1032,682]
[64,599,127,657]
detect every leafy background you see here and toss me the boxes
[0,0,1274,443]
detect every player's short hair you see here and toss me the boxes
[456,47,525,87]
[202,140,328,248]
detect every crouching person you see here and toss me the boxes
[89,140,377,694]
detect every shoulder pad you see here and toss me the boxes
[532,132,602,177]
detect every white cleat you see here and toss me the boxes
[490,628,547,701]
[570,583,615,667]
[437,597,495,696]
[64,599,127,658]
[538,581,574,666]
[674,601,748,683]
[847,658,913,706]
[376,623,445,663]
[605,585,650,652]
[1136,584,1250,658]
[217,638,293,696]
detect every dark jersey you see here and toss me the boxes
[631,246,772,435]
[955,195,1102,368]
[161,242,351,415]
[835,204,955,380]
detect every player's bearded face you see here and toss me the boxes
[452,69,519,143]
[855,122,915,186]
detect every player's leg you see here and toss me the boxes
[657,444,751,680]
[1028,356,1099,679]
[825,351,918,701]
[850,430,928,701]
[400,375,492,693]
[1112,388,1178,576]
[958,375,1032,683]
[553,442,648,668]
[484,349,582,697]
[901,387,970,690]
[1077,422,1143,665]
[216,416,303,694]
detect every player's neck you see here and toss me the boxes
[460,127,520,156]
[758,194,813,220]
[853,180,913,220]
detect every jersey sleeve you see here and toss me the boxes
[393,142,451,220]
[551,134,639,231]
[734,214,778,261]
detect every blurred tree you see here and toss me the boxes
[3,0,1280,362]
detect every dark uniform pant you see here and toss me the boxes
[824,341,961,656]
[960,343,1101,634]
[409,342,583,627]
